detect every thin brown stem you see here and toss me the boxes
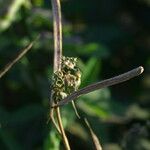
[84,118,102,150]
[49,107,61,134]
[52,0,62,72]
[51,0,70,149]
[55,108,70,150]
[53,66,144,107]
[0,35,40,78]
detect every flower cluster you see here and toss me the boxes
[52,56,82,102]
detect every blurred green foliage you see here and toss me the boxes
[0,0,149,150]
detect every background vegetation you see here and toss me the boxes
[0,0,149,149]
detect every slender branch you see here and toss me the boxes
[84,118,102,150]
[51,0,70,149]
[55,108,71,149]
[49,108,61,134]
[0,35,40,78]
[52,0,62,72]
[53,66,144,107]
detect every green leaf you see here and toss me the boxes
[43,130,60,150]
[81,57,101,87]
[80,101,110,119]
[78,89,111,119]
[0,0,30,32]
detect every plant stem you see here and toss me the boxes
[54,66,144,107]
[51,0,70,149]
[52,0,62,71]
[55,108,70,150]
[84,118,102,150]
[0,35,40,78]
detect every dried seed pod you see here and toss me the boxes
[51,56,82,102]
[61,56,82,93]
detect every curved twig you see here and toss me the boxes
[53,66,144,107]
[84,118,102,150]
[0,35,40,78]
